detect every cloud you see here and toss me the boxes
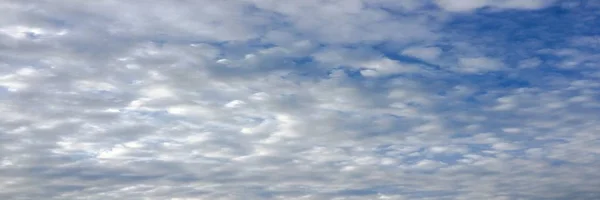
[401,46,443,62]
[456,57,505,73]
[1,0,600,199]
[434,0,557,12]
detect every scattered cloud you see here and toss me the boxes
[1,0,599,199]
[435,0,557,12]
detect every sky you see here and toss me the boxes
[0,0,600,199]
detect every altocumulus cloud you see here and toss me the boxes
[1,0,600,199]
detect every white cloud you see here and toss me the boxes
[435,0,557,12]
[401,46,442,62]
[492,142,520,151]
[435,0,489,12]
[456,57,505,73]
[518,57,542,68]
[1,0,599,199]
[361,57,423,77]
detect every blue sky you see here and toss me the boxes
[1,0,600,199]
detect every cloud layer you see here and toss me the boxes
[1,0,600,199]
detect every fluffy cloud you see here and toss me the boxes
[1,0,599,199]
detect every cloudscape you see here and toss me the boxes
[1,0,600,199]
